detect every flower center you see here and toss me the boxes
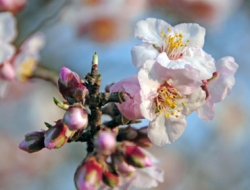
[16,58,37,82]
[154,82,186,118]
[155,28,190,60]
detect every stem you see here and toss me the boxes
[30,65,58,86]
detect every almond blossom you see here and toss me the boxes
[197,56,238,121]
[138,59,206,146]
[131,18,216,80]
[0,26,45,96]
[110,75,143,120]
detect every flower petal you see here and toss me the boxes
[134,18,173,44]
[0,12,16,42]
[196,99,215,121]
[0,41,15,63]
[207,56,238,103]
[182,87,206,116]
[174,23,205,48]
[183,48,216,80]
[131,44,158,69]
[148,113,187,146]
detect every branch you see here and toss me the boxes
[30,65,58,86]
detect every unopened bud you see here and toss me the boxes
[19,131,45,153]
[0,0,27,14]
[124,145,152,168]
[74,156,102,190]
[44,120,72,149]
[94,131,116,156]
[134,127,152,148]
[114,158,135,174]
[58,67,88,102]
[102,169,119,188]
[0,62,15,81]
[63,107,88,131]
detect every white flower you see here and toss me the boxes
[131,18,216,80]
[197,56,238,121]
[138,59,206,146]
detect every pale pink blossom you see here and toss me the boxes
[138,59,206,146]
[131,18,216,80]
[110,75,143,120]
[0,31,45,96]
[197,56,238,121]
[61,0,148,43]
[151,0,243,29]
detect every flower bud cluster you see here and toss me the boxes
[19,67,89,152]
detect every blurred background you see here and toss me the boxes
[0,0,250,189]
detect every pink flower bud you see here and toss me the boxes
[58,67,88,101]
[102,169,119,188]
[63,107,88,131]
[124,145,152,168]
[0,61,15,81]
[94,131,116,156]
[19,131,45,153]
[110,75,143,120]
[74,156,102,190]
[114,158,136,174]
[0,0,27,14]
[44,120,72,149]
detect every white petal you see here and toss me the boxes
[138,60,160,96]
[140,100,156,121]
[154,61,202,95]
[196,99,215,121]
[182,87,206,116]
[148,113,187,146]
[207,56,238,103]
[20,32,45,60]
[174,23,205,48]
[0,12,17,42]
[134,18,173,45]
[131,44,158,69]
[183,48,216,80]
[0,41,15,63]
[132,166,163,189]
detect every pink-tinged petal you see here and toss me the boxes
[197,99,215,121]
[148,113,187,146]
[174,23,205,48]
[154,59,202,95]
[0,0,27,14]
[140,100,156,121]
[138,60,160,97]
[182,87,206,116]
[20,32,45,60]
[131,165,164,188]
[131,44,158,69]
[0,61,15,80]
[110,75,143,120]
[207,56,238,103]
[0,12,16,42]
[134,18,173,45]
[0,41,15,63]
[183,48,216,80]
